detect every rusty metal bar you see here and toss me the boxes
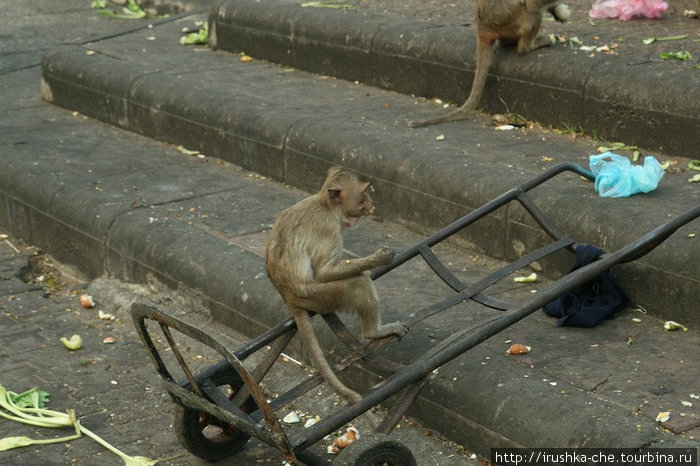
[131,303,297,462]
[372,163,594,280]
[376,376,429,435]
[516,192,572,247]
[233,326,296,407]
[418,243,466,291]
[158,322,204,398]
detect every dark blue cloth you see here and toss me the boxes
[543,245,629,327]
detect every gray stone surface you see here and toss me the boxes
[0,0,698,463]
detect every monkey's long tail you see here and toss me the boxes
[293,309,363,404]
[408,37,492,128]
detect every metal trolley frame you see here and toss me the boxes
[131,163,699,465]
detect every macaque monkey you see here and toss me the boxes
[266,167,408,403]
[409,1,570,128]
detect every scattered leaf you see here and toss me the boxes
[180,21,208,45]
[302,0,356,9]
[176,145,200,156]
[597,142,638,153]
[689,160,700,171]
[660,51,692,61]
[643,35,688,45]
[689,174,700,183]
[95,0,146,19]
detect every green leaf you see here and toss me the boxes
[10,388,50,409]
[180,22,209,45]
[644,34,689,45]
[0,436,36,451]
[660,51,692,61]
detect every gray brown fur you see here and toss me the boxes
[266,167,408,403]
[409,0,566,128]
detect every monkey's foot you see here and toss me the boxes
[408,107,473,128]
[363,321,409,340]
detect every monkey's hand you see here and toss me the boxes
[370,246,395,266]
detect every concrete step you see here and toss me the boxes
[39,12,699,325]
[208,0,700,159]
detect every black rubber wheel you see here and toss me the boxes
[333,434,417,466]
[173,368,255,462]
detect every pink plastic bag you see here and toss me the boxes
[589,0,668,20]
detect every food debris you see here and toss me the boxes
[60,334,83,351]
[643,34,689,45]
[656,411,670,423]
[98,310,115,321]
[328,427,360,454]
[240,53,253,62]
[304,416,320,428]
[283,411,300,424]
[663,321,688,332]
[506,343,531,355]
[514,272,538,283]
[79,294,96,308]
[103,336,116,344]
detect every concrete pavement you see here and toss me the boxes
[0,0,698,463]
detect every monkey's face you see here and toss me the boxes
[338,181,375,227]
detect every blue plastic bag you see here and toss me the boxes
[589,152,664,198]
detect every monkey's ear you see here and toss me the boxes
[327,187,343,204]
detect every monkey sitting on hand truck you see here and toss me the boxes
[266,167,408,404]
